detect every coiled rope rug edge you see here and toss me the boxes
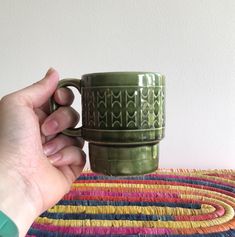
[27,169,235,236]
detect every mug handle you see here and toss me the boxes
[50,78,82,137]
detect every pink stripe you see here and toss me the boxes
[71,180,235,199]
[32,223,174,235]
[65,190,180,199]
[206,173,235,179]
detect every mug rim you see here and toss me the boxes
[82,71,165,77]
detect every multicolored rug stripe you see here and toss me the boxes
[27,169,235,236]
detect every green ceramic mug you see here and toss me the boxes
[50,72,165,176]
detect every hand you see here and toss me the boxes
[0,68,86,236]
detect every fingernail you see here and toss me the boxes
[42,119,59,136]
[49,153,62,164]
[43,142,55,156]
[45,67,55,77]
[56,89,63,101]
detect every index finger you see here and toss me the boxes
[40,87,75,115]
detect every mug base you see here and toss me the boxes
[89,143,159,176]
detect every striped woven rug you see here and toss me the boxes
[27,169,235,236]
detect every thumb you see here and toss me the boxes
[16,68,59,108]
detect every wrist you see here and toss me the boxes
[0,162,39,237]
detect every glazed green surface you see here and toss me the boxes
[89,143,159,176]
[51,72,165,176]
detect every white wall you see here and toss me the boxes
[0,0,235,169]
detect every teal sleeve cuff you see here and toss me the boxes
[0,211,19,237]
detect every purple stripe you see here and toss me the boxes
[32,223,174,235]
[67,190,180,199]
[81,172,235,189]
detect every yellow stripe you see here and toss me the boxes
[48,204,214,216]
[35,216,229,229]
